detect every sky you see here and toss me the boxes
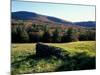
[12,0,95,22]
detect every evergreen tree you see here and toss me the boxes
[16,24,29,43]
[62,28,79,42]
[42,31,51,43]
[52,28,61,43]
[20,28,29,43]
[11,25,18,43]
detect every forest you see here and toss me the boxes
[11,20,96,43]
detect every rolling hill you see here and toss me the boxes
[74,21,96,27]
[12,11,96,27]
[12,11,74,26]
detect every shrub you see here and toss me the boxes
[36,43,69,59]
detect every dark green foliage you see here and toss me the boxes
[87,30,96,40]
[62,28,79,42]
[42,31,52,43]
[19,27,29,43]
[12,22,29,43]
[67,28,79,42]
[52,28,61,43]
[28,32,41,43]
[12,25,19,43]
[41,25,52,42]
[79,33,88,41]
[43,25,49,32]
[79,29,96,41]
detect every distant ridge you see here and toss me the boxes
[74,21,96,27]
[12,11,95,27]
[12,11,75,25]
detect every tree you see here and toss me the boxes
[41,25,51,42]
[62,28,79,42]
[87,30,95,40]
[29,32,41,43]
[17,25,29,43]
[52,28,61,43]
[79,29,95,41]
[20,28,29,43]
[11,25,19,43]
[42,31,52,43]
[12,21,29,43]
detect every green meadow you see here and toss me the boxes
[11,41,96,74]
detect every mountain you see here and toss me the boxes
[12,11,74,26]
[12,11,38,20]
[12,11,95,28]
[74,21,96,27]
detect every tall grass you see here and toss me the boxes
[11,41,96,75]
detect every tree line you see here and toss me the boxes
[11,22,96,43]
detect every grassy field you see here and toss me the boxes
[11,41,96,75]
[47,41,96,56]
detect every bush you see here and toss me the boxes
[36,43,69,59]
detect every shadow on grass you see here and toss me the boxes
[12,43,96,74]
[56,52,96,71]
[12,52,96,75]
[12,54,47,69]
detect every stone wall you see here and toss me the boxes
[36,43,68,58]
